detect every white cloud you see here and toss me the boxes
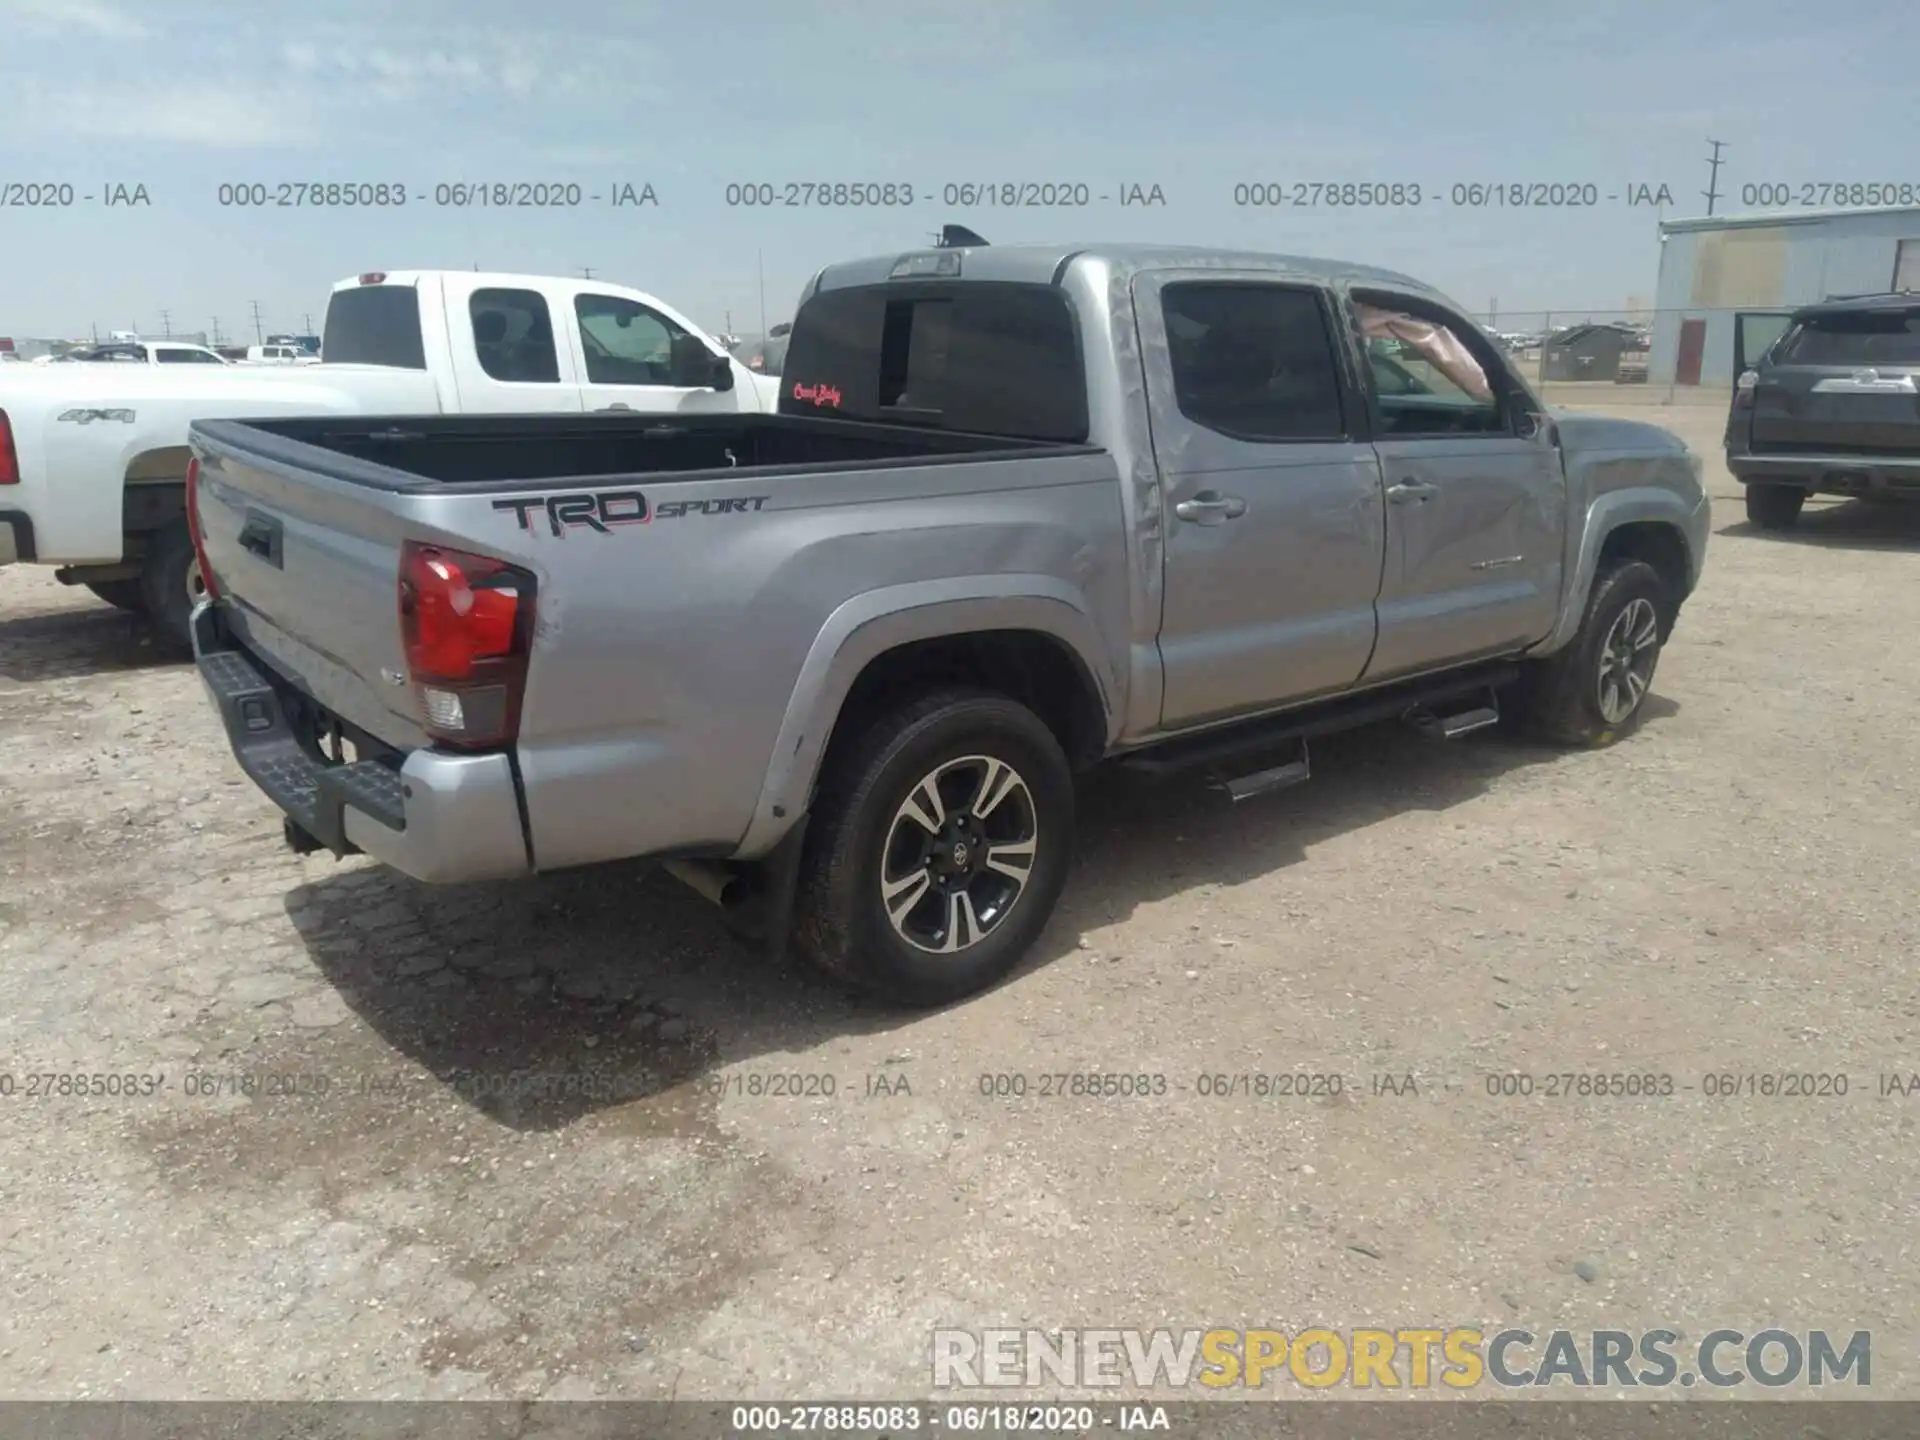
[0,0,147,38]
[26,86,324,148]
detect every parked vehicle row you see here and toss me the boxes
[0,269,782,647]
[184,239,1710,1007]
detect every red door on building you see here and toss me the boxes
[1675,318,1707,386]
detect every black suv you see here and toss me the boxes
[1727,293,1920,529]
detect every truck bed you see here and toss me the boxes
[193,411,1079,490]
[187,407,1127,875]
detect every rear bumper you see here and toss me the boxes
[192,603,532,883]
[1728,450,1920,495]
[0,509,35,565]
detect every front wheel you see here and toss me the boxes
[1511,559,1671,747]
[793,689,1075,1007]
[1744,482,1806,530]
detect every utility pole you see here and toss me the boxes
[302,313,313,334]
[249,300,264,345]
[211,317,223,345]
[1490,297,1497,328]
[1703,139,1726,217]
[580,266,596,280]
[757,249,767,339]
[158,309,172,338]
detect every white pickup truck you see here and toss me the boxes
[0,269,779,648]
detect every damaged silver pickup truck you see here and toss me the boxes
[186,242,1710,1006]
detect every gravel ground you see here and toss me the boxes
[1,396,1916,1402]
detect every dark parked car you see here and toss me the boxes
[733,322,791,377]
[1727,293,1920,529]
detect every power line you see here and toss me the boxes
[1703,139,1727,217]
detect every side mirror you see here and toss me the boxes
[1513,407,1551,441]
[668,336,733,390]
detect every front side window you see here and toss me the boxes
[574,293,688,385]
[1161,283,1348,442]
[468,288,561,384]
[1352,296,1505,437]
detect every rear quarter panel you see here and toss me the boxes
[508,451,1130,868]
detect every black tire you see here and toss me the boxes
[139,520,205,655]
[1745,482,1805,530]
[85,579,147,614]
[1511,559,1671,747]
[792,688,1075,1007]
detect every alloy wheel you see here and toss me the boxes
[879,755,1039,955]
[1595,596,1659,724]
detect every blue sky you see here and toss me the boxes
[1,0,1915,341]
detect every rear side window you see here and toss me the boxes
[1776,310,1920,366]
[1162,283,1347,441]
[470,288,561,383]
[781,282,1087,442]
[323,285,427,369]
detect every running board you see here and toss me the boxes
[1219,741,1312,803]
[1119,662,1519,781]
[1405,689,1503,740]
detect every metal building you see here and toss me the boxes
[1650,206,1920,387]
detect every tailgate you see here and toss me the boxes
[190,423,431,748]
[1751,364,1920,455]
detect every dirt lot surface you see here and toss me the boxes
[2,395,1917,1403]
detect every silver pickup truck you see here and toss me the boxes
[187,242,1710,1006]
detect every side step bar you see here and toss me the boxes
[1221,741,1312,803]
[1119,662,1519,783]
[1406,688,1503,740]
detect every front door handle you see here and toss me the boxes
[1174,492,1248,523]
[1387,479,1439,503]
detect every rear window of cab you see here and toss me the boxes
[780,281,1089,442]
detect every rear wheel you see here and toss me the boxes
[139,519,206,654]
[85,579,147,614]
[1745,482,1806,530]
[792,689,1075,1007]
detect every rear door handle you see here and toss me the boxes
[1387,479,1439,503]
[1174,492,1248,523]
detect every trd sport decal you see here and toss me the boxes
[493,489,768,537]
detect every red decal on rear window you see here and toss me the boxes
[791,381,842,408]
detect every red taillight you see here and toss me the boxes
[0,409,18,484]
[183,455,221,599]
[399,541,533,749]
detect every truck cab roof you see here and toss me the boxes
[806,242,1444,303]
